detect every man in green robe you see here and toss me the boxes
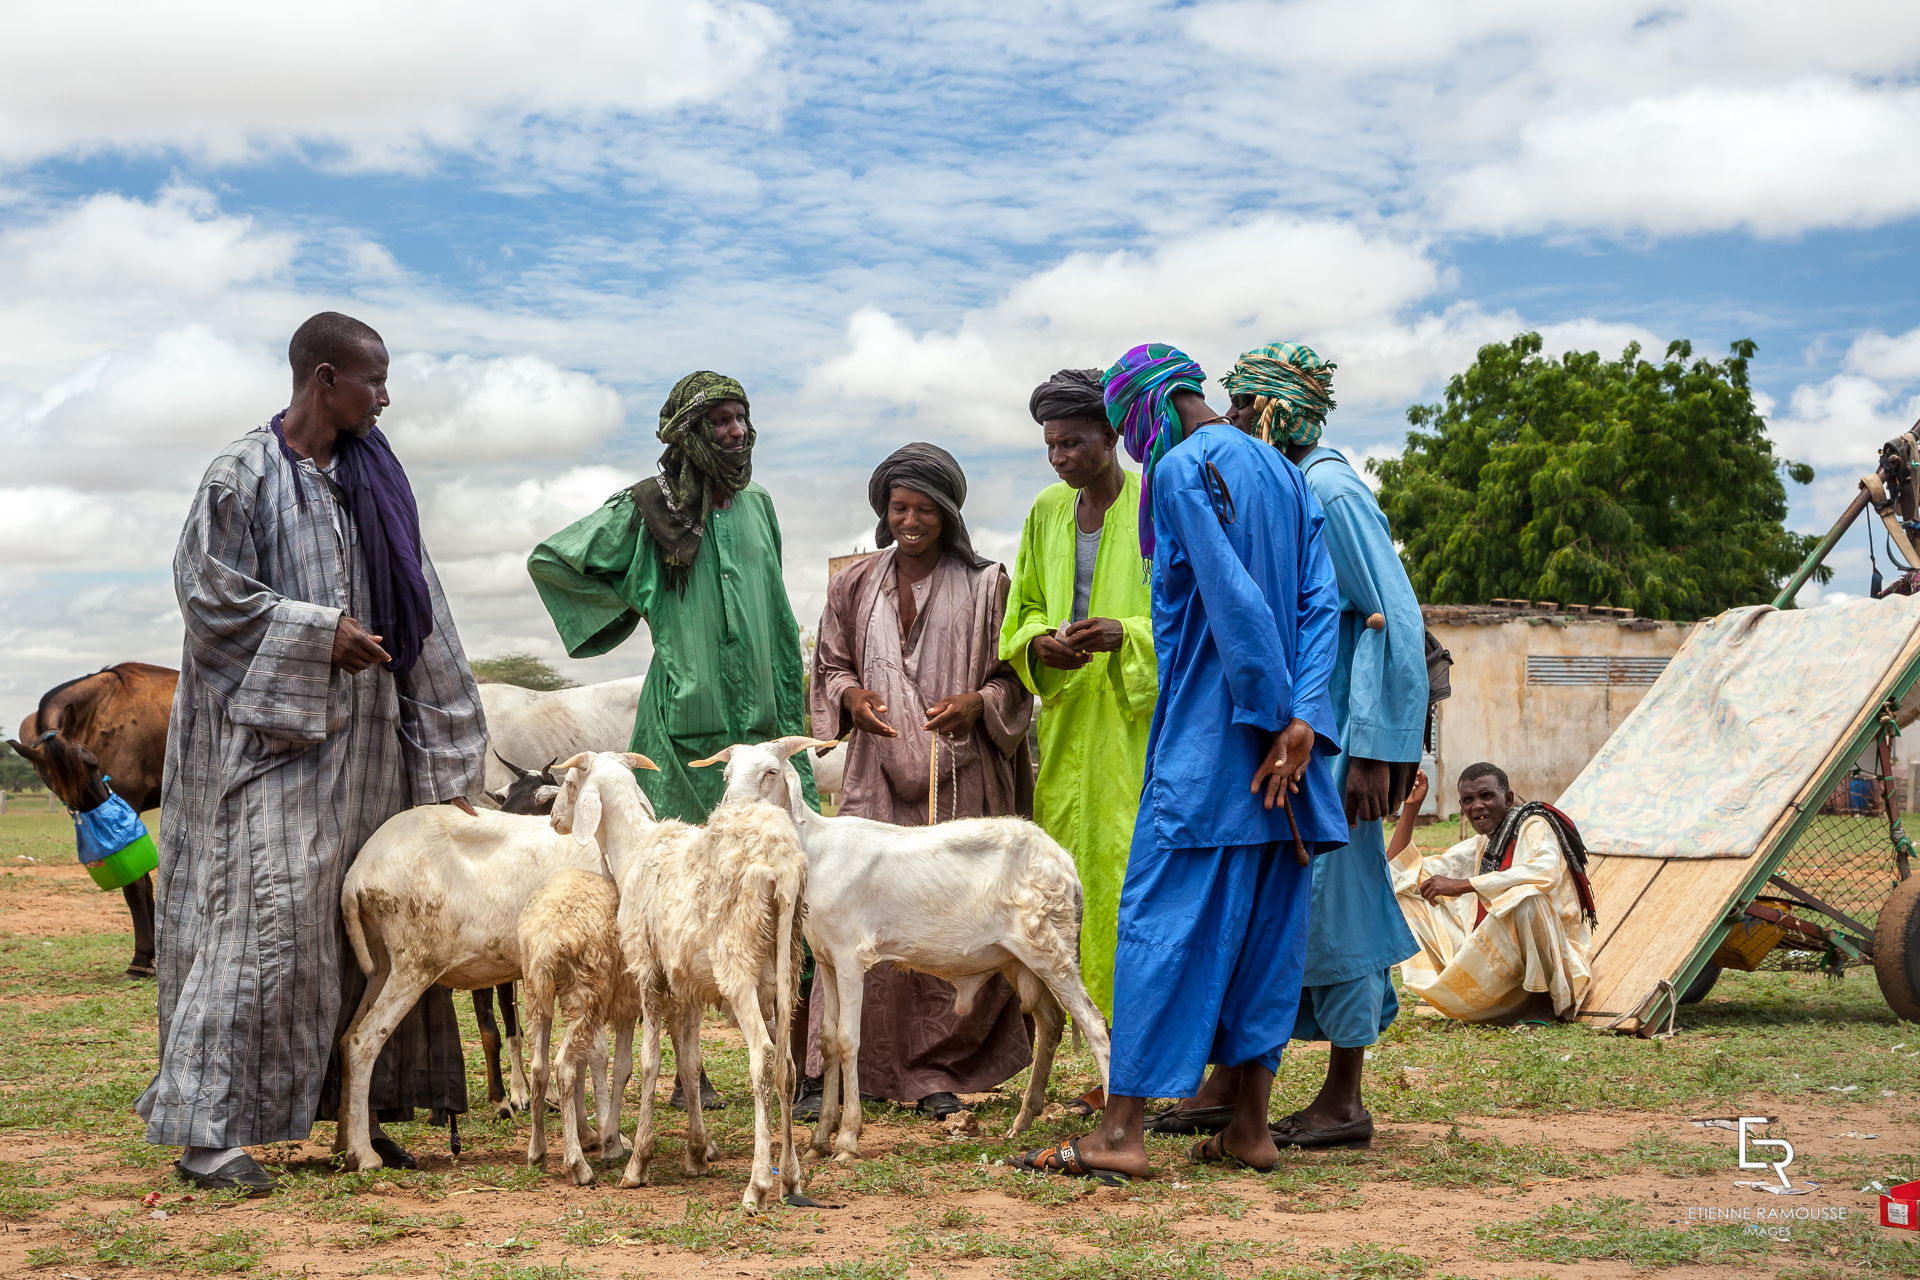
[1000,369,1157,1058]
[528,370,816,823]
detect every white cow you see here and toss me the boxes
[479,676,647,804]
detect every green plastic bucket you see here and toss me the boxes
[84,831,158,891]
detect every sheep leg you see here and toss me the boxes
[1024,954,1113,1096]
[726,983,779,1212]
[674,1004,715,1174]
[555,1007,599,1185]
[620,1006,663,1188]
[525,995,553,1168]
[336,962,431,1172]
[810,960,842,1159]
[474,988,512,1120]
[827,962,866,1162]
[585,1025,609,1152]
[601,1016,635,1161]
[500,982,531,1115]
[1008,986,1064,1138]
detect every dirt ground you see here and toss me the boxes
[2,852,1916,1280]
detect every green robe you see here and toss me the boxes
[999,472,1156,1016]
[528,483,815,821]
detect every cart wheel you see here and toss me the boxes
[1679,962,1722,1005]
[1873,874,1920,1024]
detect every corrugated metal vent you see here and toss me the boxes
[1525,655,1669,686]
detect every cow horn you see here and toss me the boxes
[493,750,533,780]
[540,757,560,783]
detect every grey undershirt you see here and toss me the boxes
[1071,523,1102,623]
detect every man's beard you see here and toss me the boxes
[345,418,378,439]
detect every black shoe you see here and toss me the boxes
[1143,1104,1235,1136]
[370,1136,419,1169]
[793,1076,824,1123]
[916,1092,964,1119]
[174,1153,275,1196]
[669,1073,727,1111]
[1268,1111,1374,1150]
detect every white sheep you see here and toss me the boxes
[333,753,658,1173]
[551,750,809,1211]
[518,868,641,1185]
[697,736,1112,1162]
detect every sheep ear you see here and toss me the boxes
[572,781,603,848]
[555,752,592,773]
[687,745,735,769]
[619,752,659,772]
[775,736,840,760]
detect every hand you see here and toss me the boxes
[1031,633,1091,670]
[1405,769,1430,812]
[1251,718,1315,811]
[843,688,897,737]
[1060,617,1124,654]
[1344,757,1392,825]
[1419,875,1475,903]
[443,796,477,817]
[331,615,390,674]
[924,692,985,735]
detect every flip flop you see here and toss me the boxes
[1009,1137,1132,1186]
[1061,1087,1106,1117]
[1188,1132,1276,1172]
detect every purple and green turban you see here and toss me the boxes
[1103,342,1207,558]
[1221,340,1336,448]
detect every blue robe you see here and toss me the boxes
[1288,446,1424,1047]
[1109,422,1343,1098]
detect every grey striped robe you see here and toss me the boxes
[137,427,486,1148]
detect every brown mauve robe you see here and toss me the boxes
[808,547,1035,1101]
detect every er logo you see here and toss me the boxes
[1738,1116,1796,1191]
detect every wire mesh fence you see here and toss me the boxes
[1761,769,1908,970]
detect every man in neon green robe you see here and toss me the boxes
[528,371,815,822]
[1000,369,1157,1027]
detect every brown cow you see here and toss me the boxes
[9,662,175,979]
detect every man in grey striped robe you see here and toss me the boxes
[137,312,487,1195]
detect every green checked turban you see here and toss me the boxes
[1221,341,1336,448]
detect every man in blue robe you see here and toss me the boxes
[1013,343,1344,1181]
[1149,341,1424,1150]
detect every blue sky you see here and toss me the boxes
[4,0,1920,723]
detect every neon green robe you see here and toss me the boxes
[527,483,815,822]
[999,472,1156,1017]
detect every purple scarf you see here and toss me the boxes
[269,412,434,676]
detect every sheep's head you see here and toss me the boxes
[550,750,658,846]
[691,737,836,811]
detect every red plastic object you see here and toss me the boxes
[1881,1180,1920,1231]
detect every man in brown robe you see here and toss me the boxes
[809,443,1035,1118]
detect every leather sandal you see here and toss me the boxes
[1010,1137,1132,1186]
[174,1153,275,1196]
[1188,1132,1276,1171]
[1268,1111,1374,1150]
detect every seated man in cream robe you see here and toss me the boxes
[1387,763,1597,1025]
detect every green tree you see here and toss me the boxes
[471,652,576,691]
[1,744,43,792]
[1373,333,1821,620]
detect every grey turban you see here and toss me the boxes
[868,442,990,569]
[1028,368,1108,425]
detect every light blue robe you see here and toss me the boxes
[1109,422,1344,1097]
[1295,446,1423,992]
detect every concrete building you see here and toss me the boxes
[1425,601,1693,807]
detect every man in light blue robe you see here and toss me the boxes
[1013,343,1343,1182]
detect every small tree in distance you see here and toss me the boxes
[472,652,577,691]
[1372,332,1823,620]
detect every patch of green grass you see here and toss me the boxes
[186,1227,273,1273]
[1397,1124,1582,1188]
[439,1263,596,1280]
[24,1245,69,1269]
[1475,1195,1769,1268]
[0,1162,64,1219]
[626,1197,802,1255]
[69,1212,187,1268]
[1613,1128,1731,1177]
[1012,1238,1277,1280]
[1261,1242,1430,1279]
[777,1262,906,1280]
[311,1197,465,1249]
[893,1217,1056,1262]
[1779,1214,1920,1276]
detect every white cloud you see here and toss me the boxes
[387,354,626,464]
[0,1,788,172]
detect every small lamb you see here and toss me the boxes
[700,736,1111,1162]
[552,750,810,1210]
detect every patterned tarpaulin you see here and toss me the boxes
[1557,595,1920,858]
